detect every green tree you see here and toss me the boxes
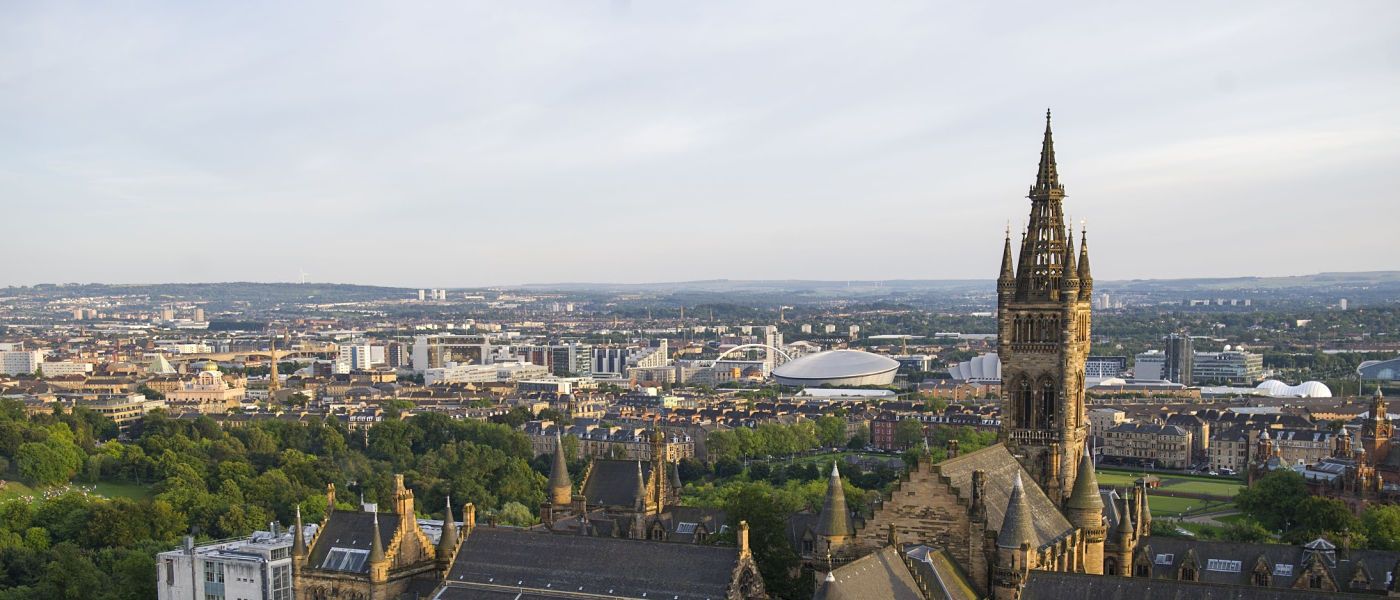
[893,420,926,449]
[1236,469,1308,532]
[723,482,807,600]
[814,416,846,448]
[1216,518,1272,543]
[496,501,536,527]
[1291,496,1358,543]
[1362,505,1400,551]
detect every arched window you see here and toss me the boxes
[1040,380,1057,429]
[1019,379,1033,429]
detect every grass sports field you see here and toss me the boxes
[1095,469,1243,498]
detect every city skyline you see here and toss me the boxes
[3,1,1398,287]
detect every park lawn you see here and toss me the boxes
[1148,495,1234,518]
[1158,479,1243,497]
[1095,469,1244,499]
[92,481,153,500]
[1094,470,1141,488]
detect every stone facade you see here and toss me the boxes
[997,111,1093,507]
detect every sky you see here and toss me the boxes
[1,1,1398,288]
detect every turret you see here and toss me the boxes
[817,462,851,553]
[436,496,458,574]
[994,473,1036,600]
[1066,446,1105,574]
[292,505,306,574]
[392,474,414,521]
[1077,226,1093,301]
[1114,493,1134,577]
[548,432,573,507]
[998,473,1037,551]
[368,510,388,583]
[998,228,1016,295]
[1060,227,1080,298]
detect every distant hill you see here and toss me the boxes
[519,272,1400,294]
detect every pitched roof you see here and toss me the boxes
[441,527,741,600]
[935,444,1074,550]
[814,545,923,600]
[307,509,400,574]
[1136,537,1400,593]
[1023,571,1378,599]
[582,459,652,508]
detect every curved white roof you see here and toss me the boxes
[772,349,899,381]
[1256,379,1333,398]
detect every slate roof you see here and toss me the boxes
[1022,571,1378,599]
[935,444,1075,550]
[582,459,652,508]
[441,527,740,600]
[906,545,979,600]
[814,545,923,600]
[1107,422,1189,437]
[307,510,400,574]
[1136,537,1400,594]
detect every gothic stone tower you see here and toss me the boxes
[998,110,1094,507]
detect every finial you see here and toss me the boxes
[825,551,836,583]
[831,461,840,478]
[1080,217,1087,234]
[1014,471,1024,491]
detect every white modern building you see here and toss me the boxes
[0,350,45,376]
[771,349,899,386]
[947,352,1001,383]
[156,528,306,600]
[1255,380,1333,398]
[38,361,93,377]
[335,340,373,374]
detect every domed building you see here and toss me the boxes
[1256,379,1332,398]
[771,349,899,386]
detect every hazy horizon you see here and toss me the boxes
[3,1,1398,287]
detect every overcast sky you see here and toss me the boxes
[2,1,1397,287]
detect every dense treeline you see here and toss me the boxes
[1229,470,1400,549]
[0,402,544,600]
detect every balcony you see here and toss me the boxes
[1009,429,1062,443]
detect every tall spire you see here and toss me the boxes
[1033,109,1061,193]
[997,472,1037,549]
[548,432,572,506]
[817,462,851,538]
[268,335,280,394]
[436,495,458,561]
[369,510,385,564]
